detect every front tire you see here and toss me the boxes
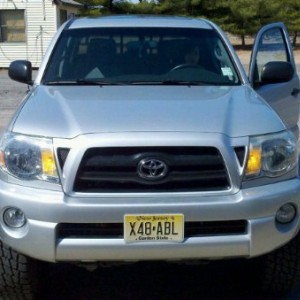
[258,232,300,294]
[0,241,41,300]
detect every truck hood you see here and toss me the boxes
[12,85,284,139]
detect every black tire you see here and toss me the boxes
[0,241,41,300]
[257,232,300,295]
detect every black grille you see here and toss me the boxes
[57,220,247,239]
[58,223,124,239]
[57,148,70,169]
[73,147,230,193]
[234,146,246,167]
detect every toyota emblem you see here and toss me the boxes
[137,158,168,180]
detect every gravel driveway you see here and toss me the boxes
[0,70,26,132]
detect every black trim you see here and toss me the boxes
[57,220,248,239]
[234,147,246,167]
[64,17,76,30]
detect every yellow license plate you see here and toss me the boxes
[124,214,184,243]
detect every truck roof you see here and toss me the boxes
[68,15,213,30]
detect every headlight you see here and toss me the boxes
[0,133,59,183]
[245,131,297,179]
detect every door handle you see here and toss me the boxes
[291,88,300,96]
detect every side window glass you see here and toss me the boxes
[254,28,289,85]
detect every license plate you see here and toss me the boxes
[124,214,184,243]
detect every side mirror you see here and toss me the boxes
[261,61,294,84]
[8,60,33,85]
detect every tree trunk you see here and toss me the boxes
[109,0,113,12]
[241,34,246,48]
[293,31,298,47]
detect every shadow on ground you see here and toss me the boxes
[39,260,300,299]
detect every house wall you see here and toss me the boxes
[57,4,80,28]
[0,0,80,68]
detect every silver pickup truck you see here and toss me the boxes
[2,15,300,299]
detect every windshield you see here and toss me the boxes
[43,27,240,86]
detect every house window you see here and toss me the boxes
[60,10,68,26]
[0,10,26,43]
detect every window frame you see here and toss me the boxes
[0,9,26,43]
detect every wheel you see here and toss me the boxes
[257,232,300,295]
[0,241,41,300]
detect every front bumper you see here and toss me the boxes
[0,178,300,262]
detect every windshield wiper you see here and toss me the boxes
[120,80,207,86]
[160,80,207,86]
[44,80,120,86]
[44,80,78,85]
[44,80,211,86]
[76,79,122,85]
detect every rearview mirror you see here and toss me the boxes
[261,61,294,84]
[8,60,33,85]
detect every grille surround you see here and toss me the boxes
[73,147,230,193]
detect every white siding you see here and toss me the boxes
[0,0,80,68]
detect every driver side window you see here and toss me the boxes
[253,27,289,86]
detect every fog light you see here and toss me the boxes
[276,204,297,224]
[3,208,26,228]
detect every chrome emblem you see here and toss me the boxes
[137,159,168,180]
